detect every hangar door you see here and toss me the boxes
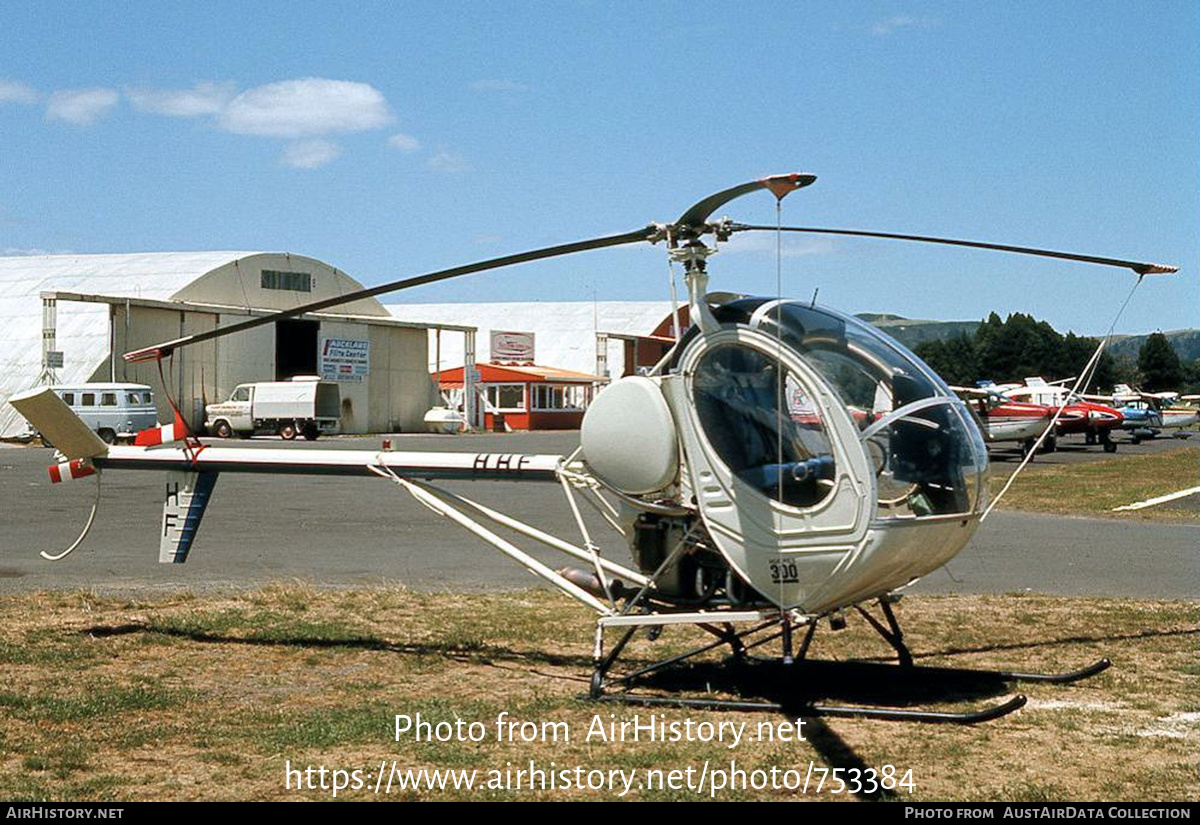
[276,319,319,380]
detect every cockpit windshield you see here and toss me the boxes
[692,344,836,508]
[710,299,989,518]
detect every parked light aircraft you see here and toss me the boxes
[987,378,1125,453]
[9,175,1176,723]
[950,386,1053,458]
[1096,385,1199,442]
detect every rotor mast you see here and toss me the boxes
[661,173,818,332]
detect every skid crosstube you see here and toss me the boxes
[585,602,1113,725]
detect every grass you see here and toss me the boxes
[988,446,1198,519]
[0,585,1195,802]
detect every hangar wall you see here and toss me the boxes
[2,251,450,437]
[105,304,221,425]
[106,304,439,434]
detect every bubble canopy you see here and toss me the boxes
[691,298,990,519]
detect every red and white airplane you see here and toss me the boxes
[952,387,1054,457]
[985,378,1125,453]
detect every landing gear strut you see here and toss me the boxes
[584,599,1111,724]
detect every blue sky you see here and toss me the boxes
[2,2,1196,335]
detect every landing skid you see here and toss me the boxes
[591,690,1031,724]
[584,601,1111,724]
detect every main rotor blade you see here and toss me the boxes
[731,224,1177,276]
[124,226,655,362]
[676,174,816,228]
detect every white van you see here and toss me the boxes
[47,383,158,444]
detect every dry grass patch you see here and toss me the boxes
[989,447,1198,520]
[0,585,1194,801]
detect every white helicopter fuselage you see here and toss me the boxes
[581,297,990,616]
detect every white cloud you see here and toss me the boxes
[871,15,937,36]
[126,81,236,117]
[219,78,392,137]
[428,148,470,175]
[45,88,119,125]
[280,139,341,169]
[0,79,37,105]
[470,79,527,93]
[387,133,420,153]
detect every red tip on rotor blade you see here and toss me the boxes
[124,346,164,364]
[762,174,816,201]
[1140,263,1178,275]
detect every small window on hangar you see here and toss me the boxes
[261,270,312,292]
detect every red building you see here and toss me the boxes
[436,363,606,431]
[608,304,692,376]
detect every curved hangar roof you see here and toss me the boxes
[0,251,386,437]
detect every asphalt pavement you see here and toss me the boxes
[0,431,1195,599]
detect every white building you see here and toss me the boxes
[0,252,467,437]
[386,301,676,378]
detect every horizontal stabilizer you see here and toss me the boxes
[8,387,109,460]
[135,410,188,446]
[48,458,97,483]
[160,470,219,564]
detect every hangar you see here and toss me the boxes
[0,252,470,438]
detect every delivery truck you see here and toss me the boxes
[204,377,340,440]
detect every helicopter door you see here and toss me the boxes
[666,328,873,610]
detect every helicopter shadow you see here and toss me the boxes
[636,657,1015,710]
[631,657,1019,802]
[83,620,599,672]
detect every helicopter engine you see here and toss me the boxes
[580,296,991,616]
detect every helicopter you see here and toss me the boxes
[8,174,1176,724]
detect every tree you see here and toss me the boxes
[1062,332,1116,391]
[903,312,1156,392]
[1138,332,1184,391]
[915,333,978,386]
[1182,359,1200,394]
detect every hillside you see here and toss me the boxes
[857,314,980,349]
[858,314,1199,362]
[1106,329,1200,362]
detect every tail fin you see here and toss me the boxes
[8,388,109,460]
[160,470,219,564]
